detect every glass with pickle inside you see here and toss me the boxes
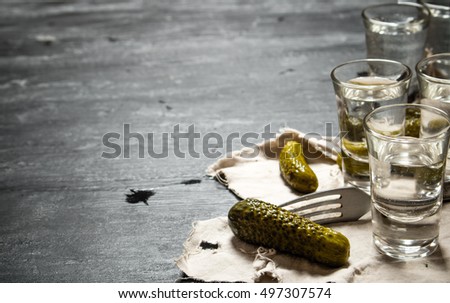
[331,59,411,190]
[416,53,450,178]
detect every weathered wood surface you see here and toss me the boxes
[0,0,390,282]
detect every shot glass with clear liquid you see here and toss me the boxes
[331,59,411,190]
[420,0,450,54]
[362,2,430,100]
[364,103,450,259]
[417,53,450,177]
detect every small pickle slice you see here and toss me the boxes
[279,141,318,194]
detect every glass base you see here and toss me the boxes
[373,235,439,260]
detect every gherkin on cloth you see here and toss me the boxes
[279,141,318,194]
[228,198,350,267]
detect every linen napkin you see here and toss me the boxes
[176,129,450,282]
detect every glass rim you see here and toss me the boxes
[416,53,450,84]
[363,103,450,143]
[421,1,450,12]
[362,3,430,28]
[331,58,412,90]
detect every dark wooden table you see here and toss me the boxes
[0,0,390,282]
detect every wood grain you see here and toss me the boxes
[0,0,390,282]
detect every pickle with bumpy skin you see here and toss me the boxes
[228,198,350,267]
[279,141,318,194]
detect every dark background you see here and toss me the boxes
[0,0,391,282]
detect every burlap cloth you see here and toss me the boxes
[176,129,450,282]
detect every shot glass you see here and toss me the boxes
[364,103,450,259]
[421,0,450,54]
[417,53,450,110]
[416,53,450,176]
[331,59,411,190]
[362,3,430,99]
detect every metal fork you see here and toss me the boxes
[279,182,450,225]
[278,187,371,225]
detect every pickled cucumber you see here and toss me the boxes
[228,198,350,267]
[279,141,318,194]
[405,107,421,137]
